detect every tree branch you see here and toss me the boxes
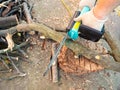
[1,23,120,72]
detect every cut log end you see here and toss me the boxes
[58,46,104,75]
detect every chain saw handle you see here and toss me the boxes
[67,6,90,40]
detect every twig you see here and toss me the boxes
[5,8,20,16]
[6,52,26,76]
[0,41,29,54]
[0,57,10,69]
[23,2,32,23]
[0,69,12,73]
[0,1,9,8]
[18,48,28,58]
[2,2,14,16]
[0,55,18,61]
[41,39,46,50]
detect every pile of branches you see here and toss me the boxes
[0,0,33,79]
[0,0,120,81]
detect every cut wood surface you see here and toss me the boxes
[1,23,120,72]
[58,46,104,75]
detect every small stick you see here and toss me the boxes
[6,52,26,76]
[23,2,32,23]
[2,2,14,16]
[0,58,10,70]
[51,43,59,83]
[18,48,28,58]
[1,55,19,61]
[0,41,29,54]
[41,39,46,50]
[0,69,12,73]
[40,35,46,50]
[48,61,52,81]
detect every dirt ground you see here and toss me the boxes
[0,0,120,90]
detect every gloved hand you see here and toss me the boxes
[75,0,108,31]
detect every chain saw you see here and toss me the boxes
[43,6,104,76]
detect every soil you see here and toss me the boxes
[0,0,120,90]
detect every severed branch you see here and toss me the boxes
[0,15,18,29]
[0,23,120,72]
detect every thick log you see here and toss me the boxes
[0,15,18,29]
[1,23,120,72]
